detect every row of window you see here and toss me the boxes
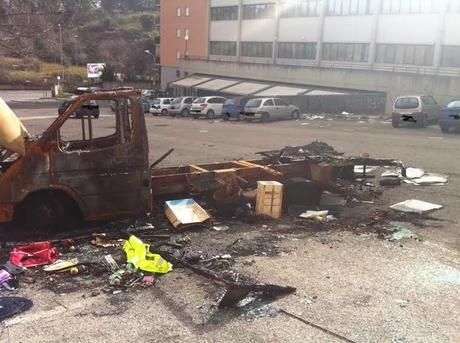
[210,0,460,21]
[376,44,434,66]
[209,42,460,68]
[381,0,442,14]
[327,0,374,16]
[176,28,189,39]
[176,6,190,17]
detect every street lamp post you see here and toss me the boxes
[144,49,157,88]
[58,24,64,82]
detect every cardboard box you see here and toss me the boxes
[165,199,211,229]
[256,181,283,219]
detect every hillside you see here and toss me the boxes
[0,0,159,88]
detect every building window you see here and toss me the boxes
[376,44,434,66]
[176,7,181,16]
[211,6,239,20]
[210,41,237,56]
[242,4,275,20]
[280,1,321,17]
[176,29,181,38]
[184,72,189,77]
[241,42,273,58]
[327,0,372,16]
[322,43,369,62]
[381,0,440,14]
[441,46,460,68]
[176,70,181,78]
[278,42,317,59]
[185,29,189,38]
[449,0,460,11]
[185,7,190,16]
[176,50,181,60]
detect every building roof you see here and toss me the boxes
[255,85,310,96]
[195,78,240,91]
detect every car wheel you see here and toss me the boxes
[261,112,270,123]
[161,109,168,116]
[417,114,427,128]
[181,109,189,117]
[192,113,200,120]
[223,113,230,121]
[440,125,450,133]
[291,110,300,120]
[206,110,215,119]
[392,119,400,128]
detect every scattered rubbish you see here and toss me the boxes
[10,241,59,268]
[380,178,401,186]
[256,181,284,219]
[390,200,443,214]
[212,224,230,232]
[407,174,448,186]
[112,290,123,295]
[70,267,79,275]
[219,283,296,309]
[386,222,418,241]
[102,255,119,272]
[0,262,25,276]
[354,165,377,175]
[305,114,325,120]
[108,263,138,286]
[143,275,155,286]
[382,169,401,178]
[299,210,329,220]
[165,199,212,229]
[123,235,173,273]
[406,167,425,179]
[300,297,314,305]
[0,269,12,290]
[91,234,124,248]
[0,297,33,321]
[43,258,79,272]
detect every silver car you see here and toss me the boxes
[243,98,300,122]
[168,96,195,116]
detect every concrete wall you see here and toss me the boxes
[323,16,374,43]
[210,21,239,41]
[161,66,182,90]
[181,59,460,113]
[376,14,438,44]
[278,18,320,42]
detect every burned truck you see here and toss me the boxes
[0,90,403,233]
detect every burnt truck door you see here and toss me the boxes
[49,94,151,222]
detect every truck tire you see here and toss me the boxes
[22,193,65,234]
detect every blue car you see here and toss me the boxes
[439,100,460,133]
[222,97,249,121]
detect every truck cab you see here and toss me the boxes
[0,90,151,233]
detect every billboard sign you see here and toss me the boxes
[87,63,106,78]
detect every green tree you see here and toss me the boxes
[100,64,116,82]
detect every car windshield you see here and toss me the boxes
[193,97,206,103]
[395,97,419,109]
[447,100,460,108]
[246,99,262,107]
[172,97,183,104]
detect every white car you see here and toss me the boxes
[149,98,174,116]
[190,96,227,119]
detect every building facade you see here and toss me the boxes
[162,0,460,111]
[159,0,209,89]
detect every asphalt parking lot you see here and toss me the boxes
[1,103,459,342]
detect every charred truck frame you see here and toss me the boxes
[0,90,404,233]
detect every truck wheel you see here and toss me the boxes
[206,110,215,119]
[22,193,65,234]
[181,109,189,117]
[440,125,450,133]
[291,110,300,120]
[261,113,270,123]
[392,119,400,128]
